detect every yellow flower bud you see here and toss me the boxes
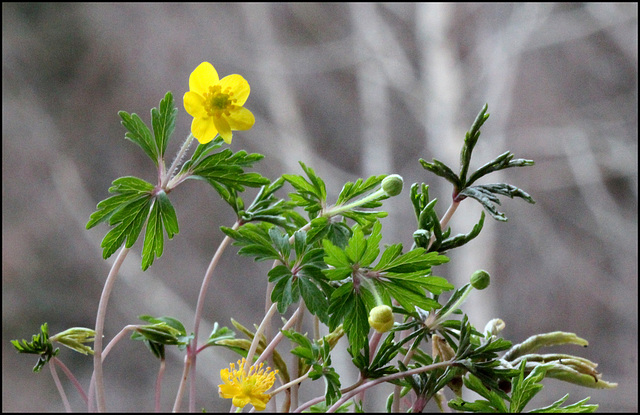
[368,305,394,333]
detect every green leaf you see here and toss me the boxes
[151,91,176,159]
[141,199,163,270]
[459,103,490,187]
[467,151,535,187]
[448,372,508,412]
[11,323,60,373]
[49,327,95,356]
[530,395,598,413]
[457,183,535,222]
[100,195,153,258]
[88,176,180,269]
[119,110,158,166]
[335,175,386,205]
[433,211,485,253]
[510,361,550,412]
[86,177,154,229]
[222,223,284,262]
[419,158,461,190]
[130,315,191,359]
[241,178,297,229]
[189,149,270,193]
[269,265,296,313]
[283,162,327,217]
[375,247,449,273]
[206,322,237,347]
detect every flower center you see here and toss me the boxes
[204,85,236,117]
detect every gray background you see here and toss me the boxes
[3,3,637,412]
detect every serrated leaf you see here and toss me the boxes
[141,200,163,270]
[435,211,485,253]
[459,104,490,186]
[467,151,534,187]
[335,175,386,205]
[419,158,461,190]
[151,91,176,159]
[119,110,158,166]
[100,195,153,258]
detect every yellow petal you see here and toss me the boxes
[251,396,269,411]
[183,91,207,118]
[191,117,219,144]
[220,74,251,106]
[213,116,232,144]
[227,107,255,131]
[232,395,251,408]
[189,62,219,95]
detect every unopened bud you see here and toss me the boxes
[381,174,403,197]
[470,269,491,290]
[368,305,394,333]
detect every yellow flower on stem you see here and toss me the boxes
[184,62,255,145]
[218,358,278,411]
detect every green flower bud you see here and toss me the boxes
[50,327,96,355]
[368,305,394,333]
[381,174,403,197]
[470,269,491,290]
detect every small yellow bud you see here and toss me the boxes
[368,305,394,333]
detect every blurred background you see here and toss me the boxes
[2,3,637,412]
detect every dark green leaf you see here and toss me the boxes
[467,151,535,187]
[433,211,485,253]
[419,158,461,190]
[459,103,490,187]
[11,323,60,373]
[458,183,535,222]
[151,91,177,159]
[119,110,158,166]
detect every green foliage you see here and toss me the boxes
[49,327,96,356]
[410,183,486,252]
[283,162,327,218]
[15,94,616,413]
[223,223,332,319]
[323,221,452,351]
[267,229,331,320]
[419,104,535,222]
[181,138,270,208]
[11,323,59,373]
[130,315,191,360]
[86,176,178,270]
[282,330,342,406]
[119,91,176,166]
[448,361,599,413]
[351,331,403,379]
[239,178,298,229]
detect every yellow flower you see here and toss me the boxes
[184,62,255,145]
[218,358,278,411]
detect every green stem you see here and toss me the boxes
[324,188,387,218]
